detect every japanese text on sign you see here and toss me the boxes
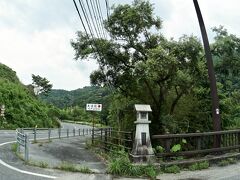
[86,104,102,112]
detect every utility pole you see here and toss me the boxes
[193,0,221,148]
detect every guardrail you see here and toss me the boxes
[16,129,29,161]
[152,129,240,158]
[15,127,94,161]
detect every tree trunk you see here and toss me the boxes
[150,106,163,135]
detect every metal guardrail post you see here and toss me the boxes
[48,129,51,141]
[238,132,240,152]
[67,129,69,138]
[58,128,61,139]
[25,134,29,161]
[34,128,37,142]
[73,128,75,137]
[165,132,171,153]
[196,130,201,150]
[104,129,107,151]
[16,130,20,153]
[92,128,94,144]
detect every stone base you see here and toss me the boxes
[129,153,156,163]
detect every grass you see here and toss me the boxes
[85,139,92,150]
[55,162,92,173]
[163,165,181,174]
[218,158,237,167]
[11,143,25,161]
[11,143,18,153]
[107,150,159,179]
[188,161,209,171]
[32,140,38,144]
[27,161,49,168]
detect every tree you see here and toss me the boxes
[211,26,240,129]
[71,0,207,133]
[32,74,52,96]
[212,26,240,94]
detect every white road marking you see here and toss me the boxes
[0,141,16,146]
[0,141,57,179]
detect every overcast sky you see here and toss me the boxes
[0,0,239,90]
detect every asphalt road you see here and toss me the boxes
[0,123,92,180]
[1,123,240,180]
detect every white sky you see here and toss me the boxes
[0,0,239,90]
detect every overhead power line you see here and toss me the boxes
[95,0,107,39]
[72,0,114,92]
[78,0,95,40]
[105,0,110,20]
[90,0,105,39]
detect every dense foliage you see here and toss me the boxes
[40,86,110,108]
[212,26,240,129]
[40,86,111,124]
[70,0,240,133]
[0,63,59,129]
[32,74,53,96]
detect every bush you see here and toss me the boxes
[11,143,18,153]
[218,158,237,166]
[164,165,180,174]
[107,150,158,178]
[155,146,165,153]
[188,161,209,171]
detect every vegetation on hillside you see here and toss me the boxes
[40,86,111,124]
[0,63,59,129]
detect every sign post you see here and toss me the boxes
[86,104,102,144]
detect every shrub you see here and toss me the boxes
[188,161,209,171]
[218,158,237,166]
[164,165,180,174]
[38,161,48,168]
[11,143,18,153]
[155,146,165,153]
[107,150,158,178]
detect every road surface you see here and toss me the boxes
[0,123,92,180]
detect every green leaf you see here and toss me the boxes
[182,139,187,144]
[171,144,181,153]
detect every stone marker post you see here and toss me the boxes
[130,104,155,163]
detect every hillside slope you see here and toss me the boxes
[40,86,111,109]
[0,63,59,129]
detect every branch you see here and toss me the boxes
[118,86,147,104]
[143,79,159,107]
[170,87,184,115]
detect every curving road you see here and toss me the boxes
[0,123,92,180]
[1,123,240,180]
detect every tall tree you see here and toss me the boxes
[71,0,205,133]
[32,74,52,96]
[212,26,240,128]
[212,26,240,94]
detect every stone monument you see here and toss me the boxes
[130,104,155,163]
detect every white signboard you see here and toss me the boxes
[0,105,5,117]
[86,104,102,112]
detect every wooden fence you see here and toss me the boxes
[152,129,240,158]
[92,128,133,153]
